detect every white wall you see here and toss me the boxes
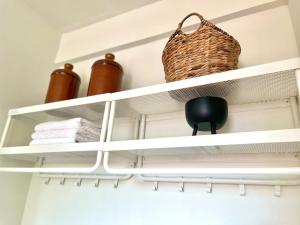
[288,0,300,52]
[21,175,300,225]
[20,1,300,225]
[0,0,60,132]
[0,158,32,225]
[54,0,292,64]
[0,0,60,224]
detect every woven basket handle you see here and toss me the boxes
[168,13,205,41]
[178,13,204,31]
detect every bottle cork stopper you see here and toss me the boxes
[105,53,115,61]
[64,63,74,71]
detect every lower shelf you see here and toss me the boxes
[1,129,300,175]
[104,129,300,156]
[0,142,101,162]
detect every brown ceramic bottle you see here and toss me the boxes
[45,63,81,103]
[87,53,123,96]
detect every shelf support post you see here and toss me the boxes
[289,97,300,128]
[138,114,146,139]
[0,116,12,148]
[106,101,116,142]
[295,69,300,121]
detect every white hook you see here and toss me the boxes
[274,185,281,197]
[94,179,100,188]
[60,178,66,185]
[76,178,82,187]
[239,184,246,196]
[178,181,184,192]
[152,181,159,191]
[114,179,119,188]
[206,182,212,193]
[38,157,45,167]
[44,177,51,185]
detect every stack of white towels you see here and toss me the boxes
[30,118,101,145]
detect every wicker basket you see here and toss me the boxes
[162,13,241,82]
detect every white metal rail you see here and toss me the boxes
[137,174,300,186]
[136,154,300,190]
[0,101,111,173]
[104,157,300,175]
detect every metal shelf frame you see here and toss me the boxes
[1,58,300,176]
[0,101,111,173]
[103,60,300,176]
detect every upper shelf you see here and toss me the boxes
[8,58,300,118]
[112,58,300,115]
[8,94,110,121]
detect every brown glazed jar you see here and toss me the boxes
[45,63,81,103]
[87,53,123,96]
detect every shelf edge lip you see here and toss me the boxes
[0,142,103,155]
[103,128,300,151]
[9,93,111,116]
[111,57,300,100]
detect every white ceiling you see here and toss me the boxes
[23,0,159,32]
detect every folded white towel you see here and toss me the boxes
[30,138,77,145]
[34,118,100,132]
[31,127,100,140]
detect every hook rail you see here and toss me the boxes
[39,173,132,187]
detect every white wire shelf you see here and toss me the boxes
[6,58,300,118]
[112,58,300,115]
[8,93,110,122]
[0,142,101,162]
[103,129,300,156]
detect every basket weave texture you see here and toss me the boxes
[162,13,241,82]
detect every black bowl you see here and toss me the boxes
[185,96,228,135]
